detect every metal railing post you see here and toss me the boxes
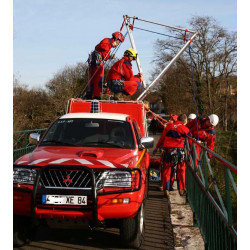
[203,149,209,190]
[225,167,233,226]
[185,136,237,249]
[192,142,197,173]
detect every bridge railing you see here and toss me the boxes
[185,137,237,250]
[13,128,47,162]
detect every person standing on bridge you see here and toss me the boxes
[85,32,125,99]
[107,48,144,100]
[169,114,178,123]
[186,114,219,158]
[153,114,191,197]
[188,113,196,123]
[167,114,178,190]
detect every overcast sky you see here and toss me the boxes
[13,0,237,89]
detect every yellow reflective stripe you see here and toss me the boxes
[135,148,146,168]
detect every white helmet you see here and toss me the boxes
[188,113,196,120]
[208,114,219,126]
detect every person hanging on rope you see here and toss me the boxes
[186,114,219,159]
[107,48,144,100]
[153,114,191,197]
[85,32,125,99]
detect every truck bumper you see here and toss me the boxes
[14,165,146,222]
[14,191,144,221]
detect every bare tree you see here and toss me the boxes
[152,16,237,129]
[13,79,54,131]
[46,62,89,115]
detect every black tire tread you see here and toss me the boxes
[120,203,145,248]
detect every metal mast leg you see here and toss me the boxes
[124,15,146,89]
[137,32,198,101]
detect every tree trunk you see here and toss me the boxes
[224,95,228,131]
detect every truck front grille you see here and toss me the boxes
[40,169,102,189]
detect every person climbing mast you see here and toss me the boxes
[107,48,144,100]
[85,32,125,99]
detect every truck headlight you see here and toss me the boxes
[13,168,37,185]
[97,171,132,188]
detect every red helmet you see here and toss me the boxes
[112,32,125,42]
[170,114,178,122]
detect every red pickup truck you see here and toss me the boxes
[13,99,154,248]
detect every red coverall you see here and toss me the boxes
[107,56,142,96]
[186,117,216,158]
[86,38,114,99]
[156,121,191,191]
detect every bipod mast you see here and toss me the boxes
[123,15,198,101]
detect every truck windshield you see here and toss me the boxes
[40,118,135,149]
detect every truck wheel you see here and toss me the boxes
[13,217,33,247]
[120,202,145,249]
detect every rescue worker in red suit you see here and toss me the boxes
[169,114,178,123]
[159,114,178,192]
[186,114,219,159]
[153,114,191,197]
[85,32,125,99]
[107,48,144,99]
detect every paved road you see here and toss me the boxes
[15,133,175,250]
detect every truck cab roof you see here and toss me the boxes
[60,112,128,121]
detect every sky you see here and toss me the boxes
[13,0,237,89]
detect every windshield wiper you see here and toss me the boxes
[40,140,78,146]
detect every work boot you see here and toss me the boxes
[179,189,186,196]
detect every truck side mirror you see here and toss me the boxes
[29,133,40,145]
[140,137,154,149]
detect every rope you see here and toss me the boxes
[79,48,112,98]
[133,26,184,41]
[104,32,128,69]
[145,107,168,127]
[188,44,200,140]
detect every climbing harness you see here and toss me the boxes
[80,30,129,99]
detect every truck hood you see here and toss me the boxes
[14,146,139,169]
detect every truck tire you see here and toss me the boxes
[120,202,145,249]
[13,216,34,247]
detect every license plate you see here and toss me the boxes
[42,195,87,205]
